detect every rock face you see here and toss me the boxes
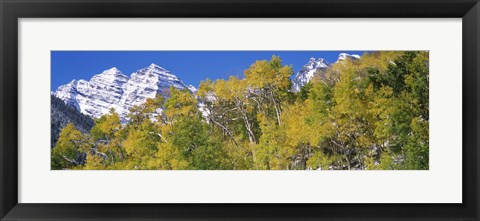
[291,57,329,92]
[53,63,192,121]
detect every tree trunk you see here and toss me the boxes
[269,89,282,126]
[235,99,256,143]
[210,119,238,146]
[345,155,351,170]
[63,155,79,165]
[242,112,256,143]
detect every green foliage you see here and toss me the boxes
[298,82,312,101]
[51,123,90,169]
[51,52,429,170]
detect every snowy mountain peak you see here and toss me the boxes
[147,63,170,73]
[337,53,361,62]
[136,63,179,81]
[92,67,129,84]
[291,57,330,92]
[148,63,163,69]
[101,67,122,75]
[106,66,119,71]
[188,85,198,93]
[54,64,191,122]
[291,53,363,92]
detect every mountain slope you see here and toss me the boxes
[51,95,94,147]
[55,67,129,118]
[115,63,190,117]
[291,57,329,92]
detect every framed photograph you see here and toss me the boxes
[1,0,479,220]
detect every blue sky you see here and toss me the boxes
[51,51,367,90]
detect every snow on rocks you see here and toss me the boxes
[291,57,329,92]
[53,63,194,122]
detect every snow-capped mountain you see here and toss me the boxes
[115,63,191,117]
[291,57,329,92]
[188,85,198,93]
[337,53,360,61]
[54,67,129,118]
[53,63,193,121]
[291,53,362,92]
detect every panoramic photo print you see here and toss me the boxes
[51,51,429,170]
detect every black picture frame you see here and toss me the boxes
[1,0,479,220]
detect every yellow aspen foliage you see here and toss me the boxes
[52,51,429,170]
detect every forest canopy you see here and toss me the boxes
[52,51,429,170]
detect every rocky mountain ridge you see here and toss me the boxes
[291,53,360,92]
[53,63,194,121]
